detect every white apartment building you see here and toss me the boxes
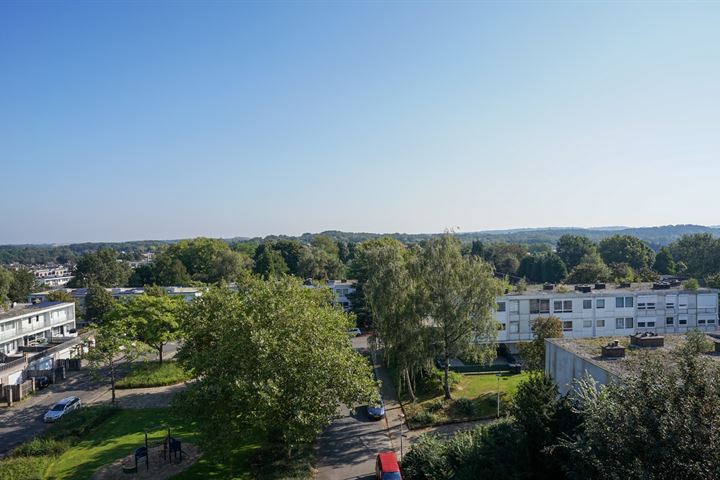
[0,302,77,359]
[327,280,356,311]
[495,282,719,343]
[29,286,203,310]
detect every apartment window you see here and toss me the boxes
[666,317,674,326]
[666,301,675,310]
[583,319,592,328]
[530,299,550,314]
[679,295,689,309]
[709,318,717,324]
[616,317,634,329]
[679,316,688,325]
[509,322,519,333]
[510,301,519,313]
[617,296,634,308]
[647,321,655,327]
[583,299,592,310]
[597,299,605,309]
[699,319,707,325]
[496,302,506,312]
[597,319,605,328]
[638,321,646,327]
[562,321,573,331]
[646,302,656,310]
[554,300,573,313]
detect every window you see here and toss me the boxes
[498,322,507,331]
[666,317,674,326]
[679,295,689,309]
[666,301,675,309]
[699,319,707,325]
[679,316,688,325]
[646,302,656,310]
[509,322,519,333]
[583,319,592,328]
[638,321,646,327]
[554,300,572,313]
[616,318,634,329]
[562,321,573,331]
[497,302,506,312]
[647,321,655,327]
[597,319,605,328]
[617,297,634,308]
[709,318,716,324]
[510,301,519,313]
[583,299,592,309]
[530,299,550,314]
[597,299,605,309]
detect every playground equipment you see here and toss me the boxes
[122,428,185,475]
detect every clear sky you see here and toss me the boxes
[2,1,720,244]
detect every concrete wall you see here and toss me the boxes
[545,339,617,395]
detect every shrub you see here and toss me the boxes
[426,399,445,413]
[0,455,52,480]
[453,398,476,417]
[116,361,192,389]
[409,408,436,427]
[11,438,70,458]
[45,405,120,441]
[422,369,461,396]
[684,278,699,291]
[402,434,449,480]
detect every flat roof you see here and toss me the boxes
[547,334,720,377]
[503,282,718,298]
[0,301,73,322]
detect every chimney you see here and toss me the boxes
[601,341,626,358]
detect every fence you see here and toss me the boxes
[0,379,33,403]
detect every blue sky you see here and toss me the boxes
[2,2,720,244]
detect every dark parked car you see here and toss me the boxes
[367,396,385,420]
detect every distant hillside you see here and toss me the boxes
[2,225,718,265]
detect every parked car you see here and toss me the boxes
[34,376,50,389]
[367,396,385,420]
[375,451,402,480]
[348,328,362,337]
[43,396,81,423]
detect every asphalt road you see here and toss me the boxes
[0,342,180,457]
[315,335,395,480]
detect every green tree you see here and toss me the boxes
[669,233,720,278]
[420,235,501,399]
[254,245,289,278]
[0,267,12,305]
[274,240,304,275]
[151,253,192,286]
[609,262,635,282]
[565,254,611,284]
[598,235,656,271]
[311,235,340,256]
[8,268,37,303]
[175,280,376,459]
[518,316,563,371]
[363,238,428,402]
[653,247,676,274]
[517,253,567,283]
[556,235,597,271]
[84,284,115,324]
[297,246,344,280]
[470,240,486,258]
[69,248,132,287]
[165,237,233,283]
[684,278,699,291]
[84,312,145,404]
[111,294,181,364]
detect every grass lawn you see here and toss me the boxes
[116,361,193,389]
[46,408,262,480]
[402,371,531,427]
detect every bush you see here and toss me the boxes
[0,455,52,480]
[11,438,70,458]
[426,399,445,413]
[45,405,120,441]
[409,408,436,427]
[422,369,461,396]
[453,398,477,417]
[116,361,191,389]
[402,434,449,480]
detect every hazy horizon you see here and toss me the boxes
[4,3,720,244]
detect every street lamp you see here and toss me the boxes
[399,413,405,463]
[496,373,502,418]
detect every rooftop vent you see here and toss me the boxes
[574,285,592,293]
[619,282,632,288]
[601,340,626,358]
[543,283,554,291]
[653,282,671,290]
[594,282,606,290]
[630,332,665,348]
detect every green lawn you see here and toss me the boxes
[116,361,193,389]
[403,371,531,427]
[46,408,262,480]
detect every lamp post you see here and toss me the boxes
[496,373,502,418]
[399,412,405,463]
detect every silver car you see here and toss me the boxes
[44,396,81,423]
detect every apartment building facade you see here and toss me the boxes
[495,282,719,343]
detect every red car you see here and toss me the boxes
[375,451,402,480]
